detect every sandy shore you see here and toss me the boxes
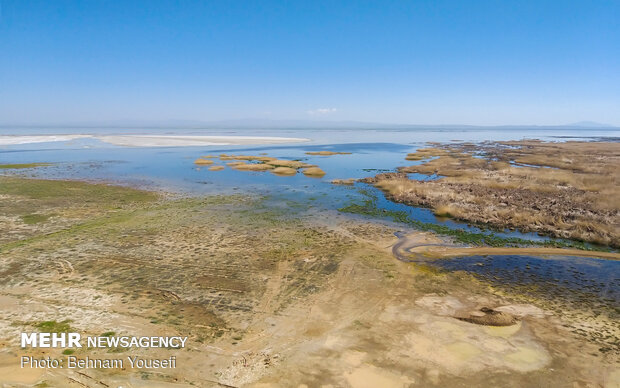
[391,232,620,261]
[413,245,620,260]
[0,134,309,147]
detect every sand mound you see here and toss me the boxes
[209,165,225,171]
[271,167,298,176]
[196,153,329,177]
[455,307,518,326]
[194,158,214,165]
[231,163,275,171]
[303,167,326,177]
[233,155,277,162]
[267,159,309,169]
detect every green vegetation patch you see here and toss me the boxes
[0,176,158,203]
[34,319,73,333]
[21,213,52,224]
[0,163,52,169]
[339,195,610,252]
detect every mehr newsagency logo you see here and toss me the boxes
[20,332,186,369]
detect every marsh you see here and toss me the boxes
[1,127,619,387]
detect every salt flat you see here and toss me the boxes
[0,134,309,147]
[0,135,91,145]
[96,135,309,147]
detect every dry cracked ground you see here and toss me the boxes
[0,177,618,387]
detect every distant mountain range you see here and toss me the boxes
[564,121,616,128]
[1,119,617,130]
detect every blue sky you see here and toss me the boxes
[1,0,618,126]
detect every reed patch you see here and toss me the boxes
[367,141,620,247]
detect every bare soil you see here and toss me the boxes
[1,177,618,387]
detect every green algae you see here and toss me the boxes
[338,197,611,252]
[0,163,52,169]
[34,319,73,333]
[0,176,157,203]
[21,213,52,224]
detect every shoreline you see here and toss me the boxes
[0,134,310,147]
[392,232,620,261]
[3,174,618,256]
[418,246,620,260]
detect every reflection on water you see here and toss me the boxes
[0,141,412,193]
[431,255,620,309]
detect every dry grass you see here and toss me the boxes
[371,141,620,247]
[404,147,450,161]
[230,162,275,171]
[433,204,462,218]
[303,167,326,177]
[375,179,473,204]
[201,153,328,178]
[234,155,277,162]
[305,151,351,156]
[402,153,487,177]
[267,159,310,169]
[271,167,298,176]
[194,158,214,165]
[331,178,355,185]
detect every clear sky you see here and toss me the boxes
[1,0,618,126]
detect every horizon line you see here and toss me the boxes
[0,119,618,130]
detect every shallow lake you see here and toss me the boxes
[430,254,619,309]
[2,127,618,240]
[2,127,618,301]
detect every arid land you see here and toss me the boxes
[0,176,618,387]
[363,140,620,248]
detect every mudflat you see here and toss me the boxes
[0,176,618,387]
